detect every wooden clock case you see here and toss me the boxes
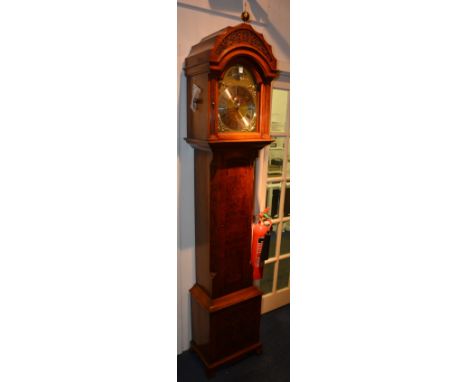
[184,23,278,376]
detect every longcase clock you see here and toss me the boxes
[184,22,278,376]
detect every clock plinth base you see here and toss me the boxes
[190,340,262,378]
[189,284,262,376]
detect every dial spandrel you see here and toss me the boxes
[218,65,257,132]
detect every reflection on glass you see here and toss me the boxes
[280,221,290,255]
[277,258,290,290]
[268,137,285,177]
[265,182,281,218]
[270,89,289,133]
[267,223,278,259]
[284,183,290,217]
[260,262,274,294]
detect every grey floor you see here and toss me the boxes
[177,304,290,382]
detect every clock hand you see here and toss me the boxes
[224,88,235,103]
[237,108,249,129]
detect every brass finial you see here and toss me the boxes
[241,1,250,22]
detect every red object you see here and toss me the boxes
[251,209,272,280]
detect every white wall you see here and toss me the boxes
[177,0,290,354]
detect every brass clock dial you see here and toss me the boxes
[218,65,257,132]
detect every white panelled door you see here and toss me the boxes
[255,76,290,314]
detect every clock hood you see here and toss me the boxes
[185,23,278,80]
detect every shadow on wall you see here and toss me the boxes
[208,0,290,59]
[178,68,195,252]
[208,0,243,13]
